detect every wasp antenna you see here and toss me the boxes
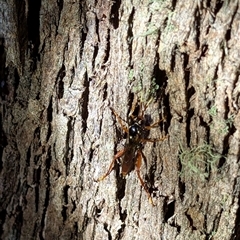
[128,94,138,117]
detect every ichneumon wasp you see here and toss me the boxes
[97,95,167,205]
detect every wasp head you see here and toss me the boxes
[129,123,142,142]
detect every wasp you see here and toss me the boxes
[97,95,167,205]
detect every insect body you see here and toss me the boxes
[121,123,142,177]
[97,96,167,205]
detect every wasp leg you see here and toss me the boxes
[129,95,148,121]
[144,118,166,130]
[97,149,126,182]
[110,107,128,133]
[140,98,153,118]
[141,135,168,143]
[128,94,138,119]
[135,150,154,206]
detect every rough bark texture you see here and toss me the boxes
[1,0,240,239]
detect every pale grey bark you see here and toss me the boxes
[0,0,240,239]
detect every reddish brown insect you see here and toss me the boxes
[97,96,167,205]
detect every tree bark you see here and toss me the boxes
[1,0,240,239]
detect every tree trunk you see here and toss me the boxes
[1,0,240,239]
